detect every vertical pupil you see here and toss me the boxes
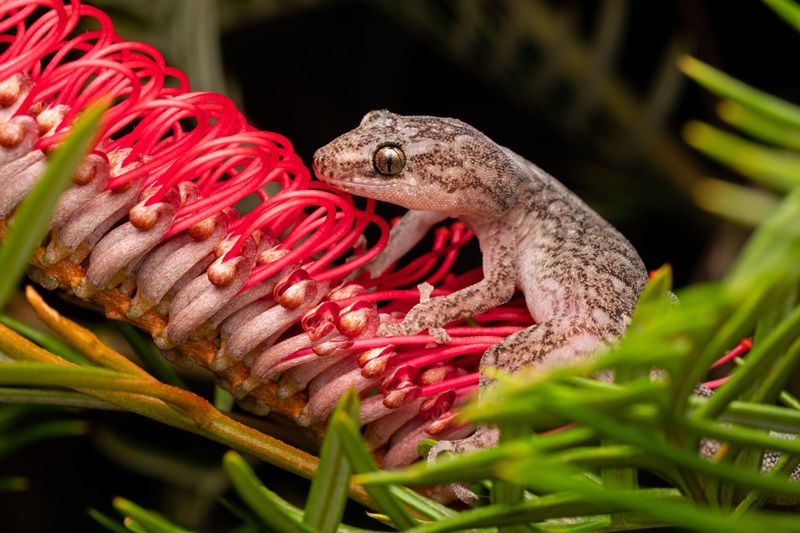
[384,150,394,172]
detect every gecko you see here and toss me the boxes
[313,110,649,499]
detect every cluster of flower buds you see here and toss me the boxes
[0,0,535,468]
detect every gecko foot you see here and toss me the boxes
[426,439,479,503]
[427,425,500,503]
[429,326,451,344]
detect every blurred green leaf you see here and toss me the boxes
[303,389,352,533]
[691,177,779,227]
[495,462,799,533]
[0,314,90,365]
[332,390,417,530]
[124,519,152,533]
[89,507,133,533]
[750,329,800,405]
[112,497,194,533]
[694,301,800,420]
[0,100,106,310]
[213,385,235,412]
[684,121,800,192]
[387,485,456,522]
[718,100,800,152]
[0,387,118,410]
[763,0,800,33]
[727,187,800,294]
[406,490,669,533]
[0,362,139,389]
[223,450,318,533]
[493,423,535,533]
[732,452,800,516]
[679,55,800,130]
[355,427,598,488]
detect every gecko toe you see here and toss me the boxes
[428,440,480,503]
[430,326,451,344]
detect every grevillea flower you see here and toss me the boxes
[0,0,535,469]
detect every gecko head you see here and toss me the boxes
[313,110,521,217]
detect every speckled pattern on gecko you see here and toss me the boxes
[313,110,649,499]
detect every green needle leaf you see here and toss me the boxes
[493,423,535,533]
[693,303,800,420]
[727,186,800,295]
[763,0,800,33]
[223,450,318,533]
[683,121,800,192]
[112,497,194,533]
[679,55,800,131]
[89,507,134,533]
[717,100,800,152]
[0,314,90,365]
[0,100,106,311]
[303,388,352,533]
[332,390,417,530]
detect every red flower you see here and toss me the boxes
[0,0,535,468]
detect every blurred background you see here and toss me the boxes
[3,0,799,530]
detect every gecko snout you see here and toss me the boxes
[311,151,326,176]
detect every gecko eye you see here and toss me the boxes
[373,144,406,176]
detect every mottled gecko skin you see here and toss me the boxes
[313,110,648,496]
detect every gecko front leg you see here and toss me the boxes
[381,220,518,342]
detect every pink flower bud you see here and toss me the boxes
[257,246,289,265]
[425,412,458,436]
[381,366,421,408]
[72,153,105,186]
[383,386,422,409]
[337,300,378,338]
[36,104,68,137]
[187,210,226,241]
[0,115,36,149]
[302,301,340,341]
[312,337,354,357]
[326,281,367,301]
[129,186,179,231]
[274,268,314,310]
[419,362,463,385]
[207,258,238,287]
[0,74,28,108]
[358,346,397,378]
[420,389,456,420]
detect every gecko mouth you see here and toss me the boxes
[312,159,393,193]
[322,177,393,193]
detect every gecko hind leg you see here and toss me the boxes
[479,319,607,383]
[427,321,608,502]
[426,425,499,502]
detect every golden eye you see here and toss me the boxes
[373,144,406,176]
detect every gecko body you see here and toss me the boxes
[313,110,648,495]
